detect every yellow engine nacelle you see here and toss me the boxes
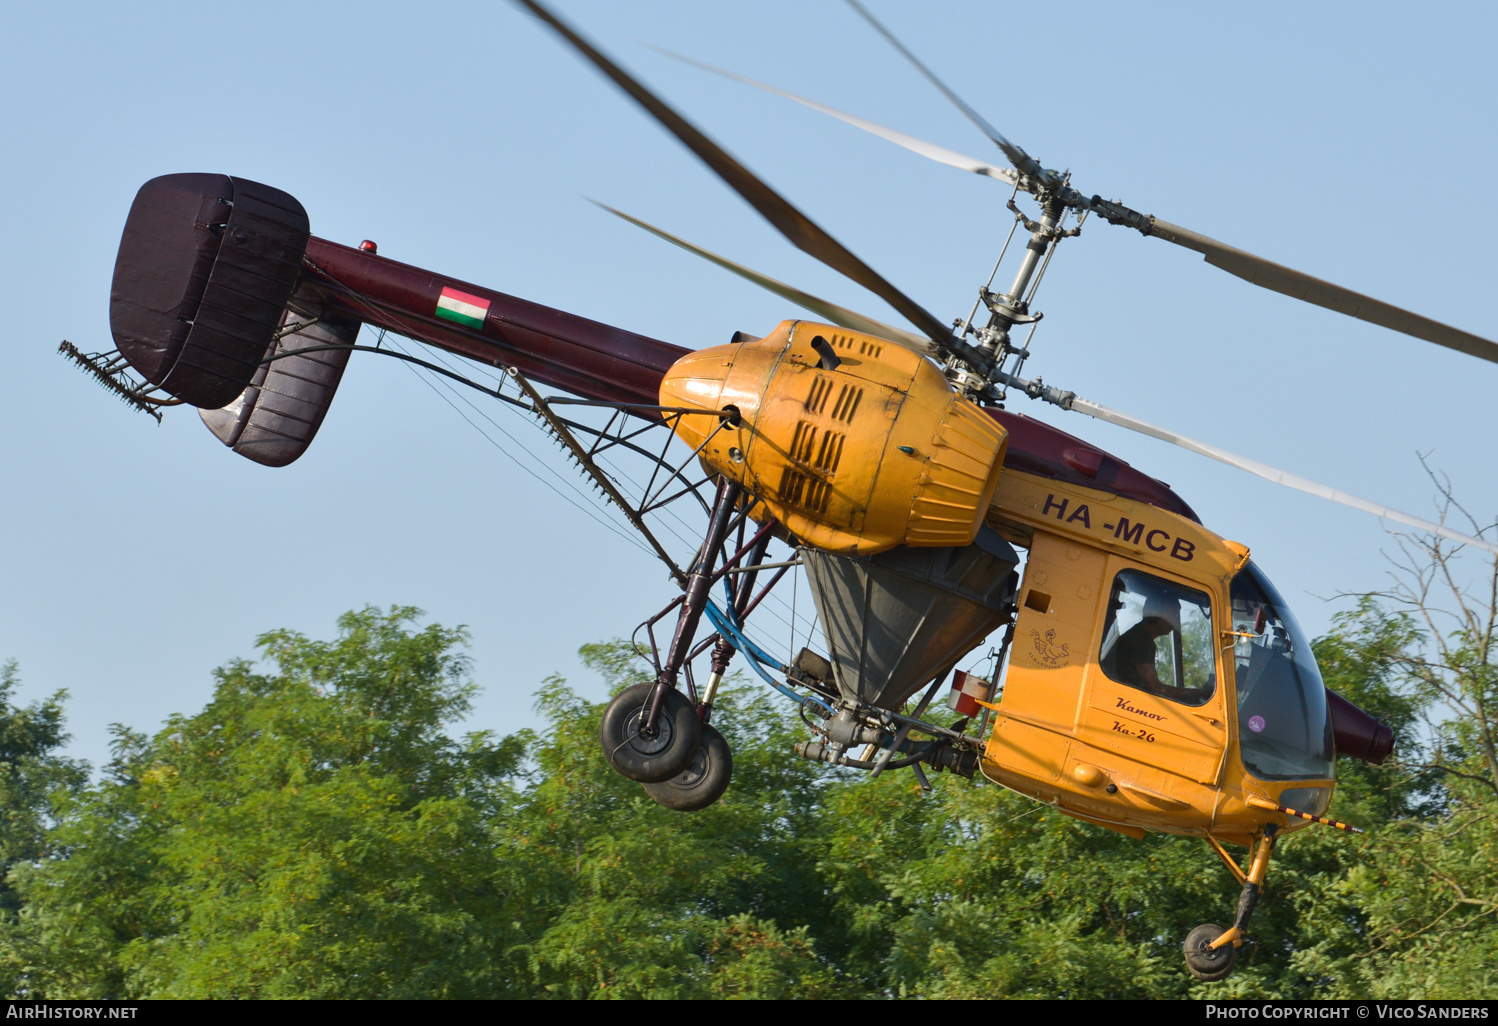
[660,321,1007,555]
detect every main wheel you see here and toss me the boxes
[643,724,733,812]
[1183,923,1237,982]
[599,683,701,784]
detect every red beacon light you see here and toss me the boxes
[359,240,378,254]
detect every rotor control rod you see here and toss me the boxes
[986,196,1065,339]
[954,193,1069,396]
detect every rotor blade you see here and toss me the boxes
[844,0,1042,181]
[591,201,938,358]
[648,47,1017,186]
[1066,395,1498,555]
[1143,218,1498,365]
[514,0,964,355]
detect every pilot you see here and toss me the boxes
[1115,596,1196,702]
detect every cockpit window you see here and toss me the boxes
[1099,570,1215,706]
[1230,562,1334,781]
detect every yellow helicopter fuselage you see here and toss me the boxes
[983,471,1328,847]
[663,320,1332,848]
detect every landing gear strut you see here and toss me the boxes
[1184,825,1277,982]
[600,479,742,785]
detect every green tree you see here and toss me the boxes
[0,616,853,999]
[1321,513,1498,999]
[4,573,1494,999]
[2,608,528,999]
[0,660,90,997]
[0,660,87,917]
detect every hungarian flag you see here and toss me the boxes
[435,286,490,329]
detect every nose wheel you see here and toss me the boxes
[1185,825,1278,982]
[1182,923,1237,981]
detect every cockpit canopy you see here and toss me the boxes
[1230,562,1334,781]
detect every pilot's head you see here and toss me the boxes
[1142,596,1182,636]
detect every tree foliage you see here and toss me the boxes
[0,579,1494,998]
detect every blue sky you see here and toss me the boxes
[3,1,1495,768]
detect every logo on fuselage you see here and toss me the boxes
[1115,696,1167,722]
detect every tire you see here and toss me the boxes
[1182,923,1237,982]
[642,724,733,812]
[599,683,701,784]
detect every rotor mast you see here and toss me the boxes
[949,185,1078,403]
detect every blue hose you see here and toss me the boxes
[704,600,833,715]
[718,600,780,668]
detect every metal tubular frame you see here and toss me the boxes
[643,478,744,733]
[264,336,733,583]
[869,671,949,779]
[1203,835,1248,887]
[508,380,803,717]
[510,368,695,584]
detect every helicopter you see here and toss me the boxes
[62,0,1498,982]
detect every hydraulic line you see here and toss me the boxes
[703,600,833,716]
